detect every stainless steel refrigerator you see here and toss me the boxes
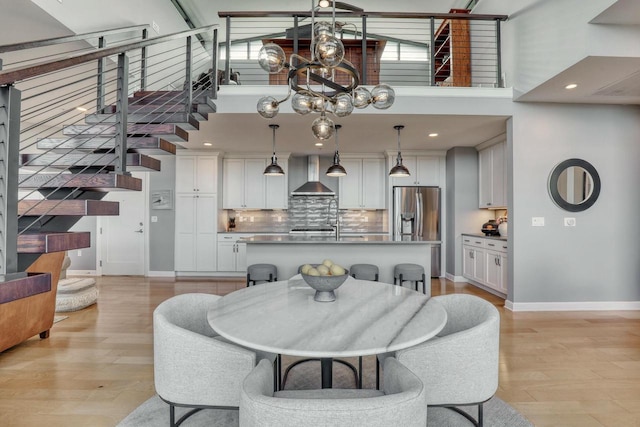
[393,186,441,277]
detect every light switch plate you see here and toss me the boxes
[564,217,576,227]
[152,21,160,34]
[151,216,158,223]
[532,217,545,227]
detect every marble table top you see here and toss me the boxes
[207,276,447,358]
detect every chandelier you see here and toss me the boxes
[256,0,395,140]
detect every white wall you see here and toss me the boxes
[510,102,640,304]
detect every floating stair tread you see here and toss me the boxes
[20,153,161,171]
[0,273,51,304]
[36,137,176,155]
[18,231,91,254]
[62,123,189,141]
[18,173,142,191]
[84,112,192,125]
[18,200,119,216]
[130,90,185,104]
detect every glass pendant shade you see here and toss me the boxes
[257,96,279,119]
[312,114,335,140]
[326,124,346,176]
[353,87,372,109]
[332,93,354,117]
[371,84,396,110]
[314,21,333,37]
[315,34,345,68]
[264,124,285,176]
[258,43,286,73]
[292,93,313,115]
[389,125,410,177]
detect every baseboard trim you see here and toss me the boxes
[507,300,640,312]
[67,270,97,276]
[445,273,467,283]
[147,271,176,278]
[175,271,245,278]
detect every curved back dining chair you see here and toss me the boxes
[154,293,275,427]
[240,357,427,427]
[392,293,500,427]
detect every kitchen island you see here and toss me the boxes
[242,235,439,285]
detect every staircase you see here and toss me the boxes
[0,24,219,352]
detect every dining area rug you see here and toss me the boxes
[118,357,532,426]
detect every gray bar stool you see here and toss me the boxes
[350,264,379,282]
[394,263,427,294]
[247,263,277,287]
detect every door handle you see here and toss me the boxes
[134,229,144,233]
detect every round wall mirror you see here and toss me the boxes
[548,158,601,212]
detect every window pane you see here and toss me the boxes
[249,41,263,60]
[380,41,398,61]
[230,43,248,60]
[400,45,428,61]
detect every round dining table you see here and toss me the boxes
[207,275,447,388]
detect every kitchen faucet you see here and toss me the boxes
[327,198,340,240]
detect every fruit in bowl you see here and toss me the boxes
[300,261,349,302]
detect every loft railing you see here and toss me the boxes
[218,10,508,88]
[0,25,218,278]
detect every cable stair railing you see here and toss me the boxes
[0,24,220,283]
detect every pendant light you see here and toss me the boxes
[389,125,410,177]
[326,124,347,176]
[264,124,285,176]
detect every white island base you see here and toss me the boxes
[244,236,435,287]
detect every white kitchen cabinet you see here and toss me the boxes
[390,155,442,187]
[478,142,506,208]
[339,158,384,209]
[175,155,217,194]
[223,158,266,209]
[217,234,251,272]
[175,193,217,271]
[462,235,507,295]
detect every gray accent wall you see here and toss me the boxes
[445,147,494,277]
[149,155,176,272]
[511,102,640,303]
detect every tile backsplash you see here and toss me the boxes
[222,196,387,233]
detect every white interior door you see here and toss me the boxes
[99,172,147,275]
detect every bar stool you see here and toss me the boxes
[247,263,277,287]
[350,264,379,282]
[394,263,427,294]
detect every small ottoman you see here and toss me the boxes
[55,277,98,312]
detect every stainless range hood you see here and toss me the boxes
[291,155,335,196]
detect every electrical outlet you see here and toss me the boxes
[531,217,545,227]
[151,216,158,223]
[152,21,160,34]
[77,250,82,256]
[564,217,576,227]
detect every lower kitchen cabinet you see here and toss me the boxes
[217,234,250,272]
[462,235,507,295]
[175,194,217,271]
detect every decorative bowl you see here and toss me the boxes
[301,267,349,302]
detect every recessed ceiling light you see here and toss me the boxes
[565,83,578,90]
[428,133,438,137]
[315,142,324,147]
[203,142,213,146]
[76,106,87,112]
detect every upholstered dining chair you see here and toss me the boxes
[240,357,427,427]
[153,293,276,427]
[377,293,500,427]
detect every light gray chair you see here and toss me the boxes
[350,263,379,281]
[240,357,427,427]
[377,293,500,426]
[246,263,277,287]
[154,293,276,427]
[394,263,428,295]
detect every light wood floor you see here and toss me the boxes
[1,276,639,427]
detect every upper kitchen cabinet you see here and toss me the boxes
[389,155,443,188]
[478,142,507,209]
[175,154,218,194]
[222,155,290,210]
[339,157,385,209]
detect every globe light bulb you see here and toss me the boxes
[257,43,287,74]
[371,84,395,110]
[315,34,345,68]
[311,96,327,112]
[257,96,279,119]
[311,115,335,140]
[332,93,354,117]
[353,87,372,109]
[313,21,333,38]
[292,93,313,115]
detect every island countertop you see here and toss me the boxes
[241,235,441,244]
